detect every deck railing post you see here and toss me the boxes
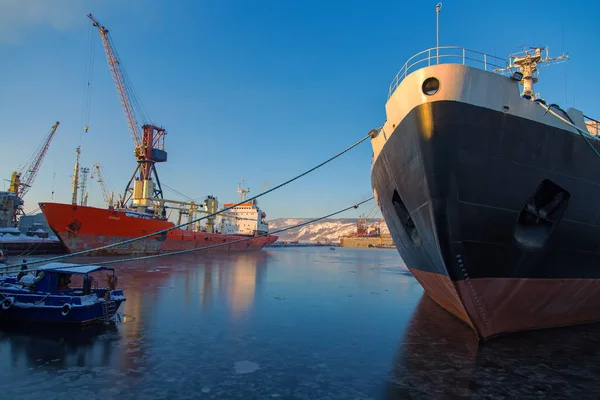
[484,54,487,70]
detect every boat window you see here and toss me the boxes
[57,273,72,290]
[422,77,440,96]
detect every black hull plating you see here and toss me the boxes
[0,241,67,256]
[372,101,600,281]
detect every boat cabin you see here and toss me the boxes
[0,262,125,325]
[19,262,118,296]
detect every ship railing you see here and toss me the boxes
[584,115,600,136]
[388,46,508,99]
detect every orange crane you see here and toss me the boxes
[88,14,167,211]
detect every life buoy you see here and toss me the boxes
[1,298,13,310]
[61,303,71,316]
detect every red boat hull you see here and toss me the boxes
[39,202,278,256]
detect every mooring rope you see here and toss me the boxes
[94,197,374,266]
[3,131,377,269]
[3,197,374,274]
[537,101,600,159]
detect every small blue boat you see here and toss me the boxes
[0,262,126,325]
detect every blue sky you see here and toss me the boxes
[0,0,598,219]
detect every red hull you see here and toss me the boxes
[39,202,278,256]
[410,268,600,339]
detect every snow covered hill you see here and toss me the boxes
[267,218,390,243]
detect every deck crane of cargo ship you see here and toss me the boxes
[90,163,115,208]
[3,121,60,226]
[88,14,167,213]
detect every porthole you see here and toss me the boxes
[422,77,440,96]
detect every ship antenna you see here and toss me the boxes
[496,46,568,99]
[436,2,442,64]
[238,178,250,202]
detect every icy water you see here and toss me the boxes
[1,247,600,399]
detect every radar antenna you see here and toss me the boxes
[238,178,250,202]
[495,46,568,99]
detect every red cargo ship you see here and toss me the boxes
[41,15,277,256]
[39,197,277,256]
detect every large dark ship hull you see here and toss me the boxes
[372,99,600,339]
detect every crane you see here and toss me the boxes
[87,14,167,212]
[79,167,90,206]
[356,203,381,236]
[90,163,115,207]
[9,121,60,200]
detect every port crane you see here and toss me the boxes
[5,121,60,225]
[9,121,60,200]
[90,163,115,207]
[355,203,381,236]
[88,14,167,212]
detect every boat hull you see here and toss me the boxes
[372,99,600,339]
[39,202,278,256]
[0,300,124,325]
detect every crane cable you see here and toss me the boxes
[162,183,197,203]
[106,33,152,126]
[81,23,96,139]
[8,197,375,274]
[3,130,378,269]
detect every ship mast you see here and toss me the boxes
[499,47,568,99]
[238,178,250,202]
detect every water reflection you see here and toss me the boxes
[0,323,120,370]
[223,252,268,319]
[386,294,600,399]
[0,251,271,373]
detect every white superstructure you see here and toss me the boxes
[219,180,269,236]
[220,200,269,236]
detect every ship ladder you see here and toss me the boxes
[102,300,117,324]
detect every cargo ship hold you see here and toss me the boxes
[38,14,277,256]
[370,45,600,340]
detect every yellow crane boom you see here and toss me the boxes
[9,121,60,199]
